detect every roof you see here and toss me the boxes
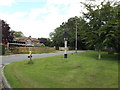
[14,36,39,42]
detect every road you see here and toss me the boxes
[0,51,85,65]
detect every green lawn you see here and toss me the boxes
[4,51,118,88]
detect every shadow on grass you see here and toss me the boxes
[77,51,118,61]
[101,53,118,61]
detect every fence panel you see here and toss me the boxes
[17,47,55,54]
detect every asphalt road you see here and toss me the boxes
[0,51,85,65]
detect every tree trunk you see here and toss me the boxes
[98,50,101,60]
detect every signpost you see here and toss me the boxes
[63,32,68,58]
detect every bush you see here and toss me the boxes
[0,45,5,55]
[68,46,74,50]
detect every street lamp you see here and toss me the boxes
[63,32,68,58]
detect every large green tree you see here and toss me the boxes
[81,0,119,59]
[38,38,52,46]
[50,17,87,50]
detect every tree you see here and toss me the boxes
[11,30,24,38]
[50,23,65,49]
[50,17,87,50]
[81,0,119,59]
[38,38,52,47]
[0,20,14,44]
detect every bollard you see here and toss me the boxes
[28,51,33,64]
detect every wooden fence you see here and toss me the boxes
[11,47,55,54]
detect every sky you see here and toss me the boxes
[0,0,118,38]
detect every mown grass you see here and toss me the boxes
[4,51,118,88]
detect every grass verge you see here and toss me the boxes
[19,50,57,54]
[4,51,118,88]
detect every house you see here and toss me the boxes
[9,36,41,47]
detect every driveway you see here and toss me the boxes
[0,51,85,65]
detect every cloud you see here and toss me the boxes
[0,0,87,38]
[2,0,116,38]
[16,0,46,2]
[28,8,48,20]
[25,0,84,37]
[0,0,15,6]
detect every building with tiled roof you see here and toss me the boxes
[9,36,41,47]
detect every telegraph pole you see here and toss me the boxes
[75,20,77,53]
